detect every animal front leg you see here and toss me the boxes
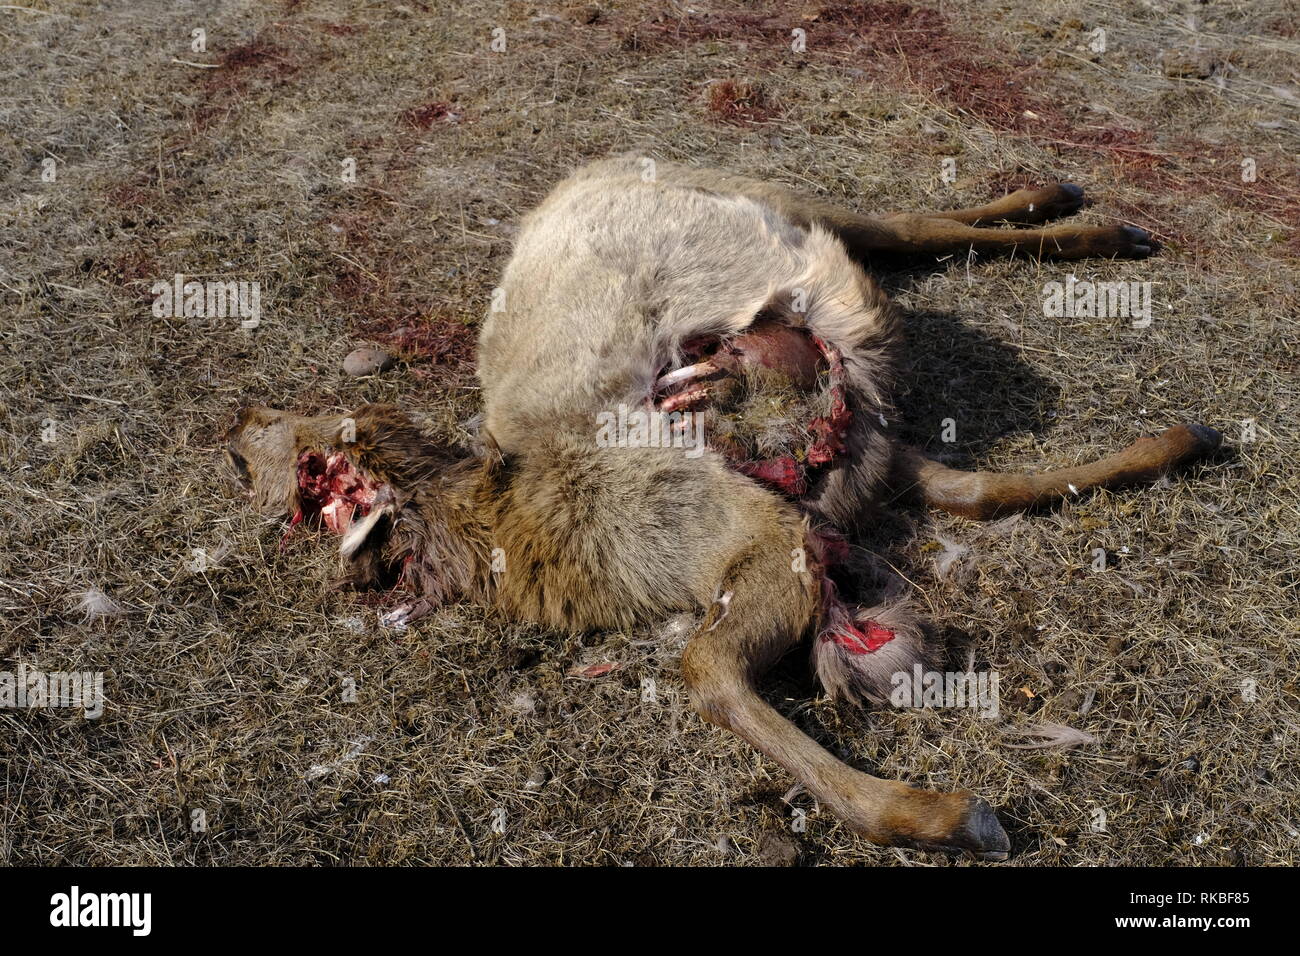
[886,183,1087,227]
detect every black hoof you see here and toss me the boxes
[952,796,1011,861]
[1186,423,1223,452]
[1120,224,1159,257]
[1037,183,1085,221]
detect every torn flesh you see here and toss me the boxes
[805,527,897,656]
[655,324,895,659]
[291,450,380,537]
[651,318,854,497]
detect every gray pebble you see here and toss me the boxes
[343,347,395,377]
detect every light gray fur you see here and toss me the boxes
[477,157,902,528]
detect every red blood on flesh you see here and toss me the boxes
[805,336,853,466]
[654,320,855,500]
[294,450,378,535]
[806,391,851,465]
[815,555,897,656]
[828,618,897,654]
[735,456,807,496]
[715,318,824,388]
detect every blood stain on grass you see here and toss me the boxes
[105,182,156,209]
[401,101,463,130]
[375,319,476,368]
[206,39,300,95]
[616,2,1300,254]
[187,26,326,131]
[328,260,474,370]
[106,248,158,291]
[705,80,780,125]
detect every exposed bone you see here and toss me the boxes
[659,385,710,413]
[339,485,396,559]
[655,360,719,392]
[379,597,436,631]
[379,605,412,631]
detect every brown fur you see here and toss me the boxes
[227,160,1221,858]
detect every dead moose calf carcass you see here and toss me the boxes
[227,158,1221,858]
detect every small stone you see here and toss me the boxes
[343,347,395,376]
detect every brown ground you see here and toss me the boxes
[1,0,1296,866]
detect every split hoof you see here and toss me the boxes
[1160,422,1224,466]
[1183,423,1224,454]
[1100,223,1158,259]
[950,795,1011,861]
[891,789,1011,861]
[1038,182,1086,220]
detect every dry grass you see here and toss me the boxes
[1,0,1296,865]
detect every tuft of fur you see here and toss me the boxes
[811,601,934,707]
[386,461,495,609]
[74,586,126,623]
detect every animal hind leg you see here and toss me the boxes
[680,523,1009,857]
[843,213,1156,260]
